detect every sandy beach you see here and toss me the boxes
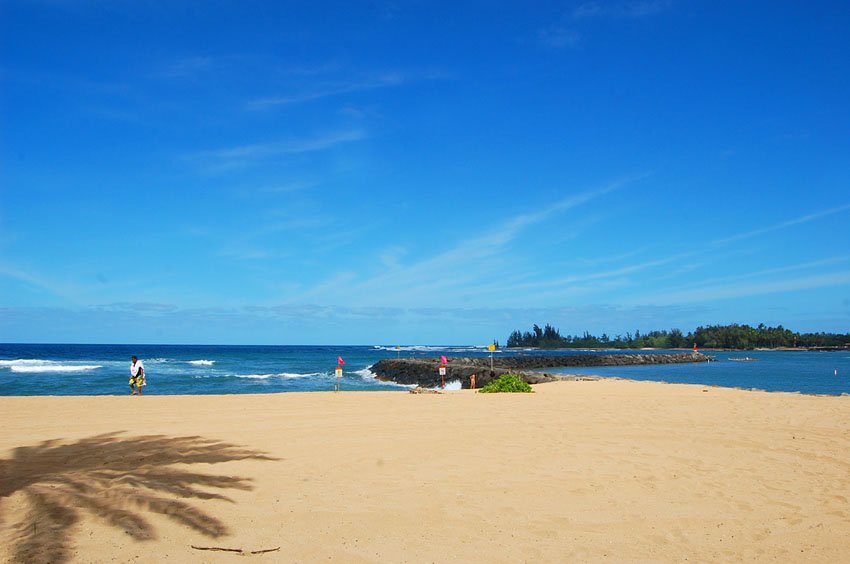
[2,380,849,563]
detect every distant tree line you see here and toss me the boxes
[506,323,850,350]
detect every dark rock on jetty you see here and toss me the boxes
[370,353,712,389]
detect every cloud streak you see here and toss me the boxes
[540,1,672,51]
[573,0,673,19]
[639,270,850,305]
[247,74,406,110]
[493,252,694,299]
[538,27,581,49]
[156,56,214,79]
[712,203,850,246]
[184,130,365,172]
[625,255,850,306]
[283,179,630,307]
[0,262,80,303]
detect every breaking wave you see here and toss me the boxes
[354,367,416,388]
[0,360,103,373]
[372,345,492,353]
[234,372,327,380]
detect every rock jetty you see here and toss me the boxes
[370,352,712,389]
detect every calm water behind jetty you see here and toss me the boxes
[549,350,850,395]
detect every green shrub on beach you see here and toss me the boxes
[479,374,533,393]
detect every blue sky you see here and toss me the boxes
[1,1,849,345]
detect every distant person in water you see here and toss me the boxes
[130,356,146,395]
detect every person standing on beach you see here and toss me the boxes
[129,356,146,395]
[470,373,476,390]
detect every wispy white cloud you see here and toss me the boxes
[496,252,693,299]
[479,178,629,246]
[574,247,647,267]
[538,26,581,49]
[96,302,179,313]
[638,270,850,305]
[199,130,364,159]
[378,246,408,269]
[157,56,213,80]
[627,255,850,306]
[287,272,359,304]
[216,214,332,261]
[247,74,406,110]
[216,246,283,261]
[712,203,850,246]
[184,130,365,173]
[573,0,673,19]
[283,179,630,306]
[677,256,850,289]
[254,180,319,194]
[0,262,78,302]
[82,105,143,124]
[541,1,671,52]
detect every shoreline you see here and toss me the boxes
[2,374,847,399]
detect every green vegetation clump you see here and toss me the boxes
[479,374,533,393]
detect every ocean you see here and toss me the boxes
[548,349,850,396]
[1,344,848,397]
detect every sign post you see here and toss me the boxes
[488,343,496,372]
[335,356,345,392]
[439,355,448,389]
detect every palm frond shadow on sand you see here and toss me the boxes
[0,432,276,563]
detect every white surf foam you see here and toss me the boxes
[0,359,47,368]
[279,371,326,379]
[373,345,487,353]
[3,359,103,373]
[235,371,326,380]
[354,367,417,388]
[12,365,103,373]
[373,345,503,357]
[436,379,462,391]
[188,360,215,366]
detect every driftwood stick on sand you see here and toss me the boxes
[191,545,280,555]
[191,545,243,553]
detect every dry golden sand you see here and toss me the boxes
[1,379,849,563]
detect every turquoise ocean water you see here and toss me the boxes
[1,344,848,396]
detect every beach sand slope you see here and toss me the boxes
[1,379,848,562]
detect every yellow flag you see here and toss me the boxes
[487,344,496,351]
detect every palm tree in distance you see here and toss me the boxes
[0,432,275,563]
